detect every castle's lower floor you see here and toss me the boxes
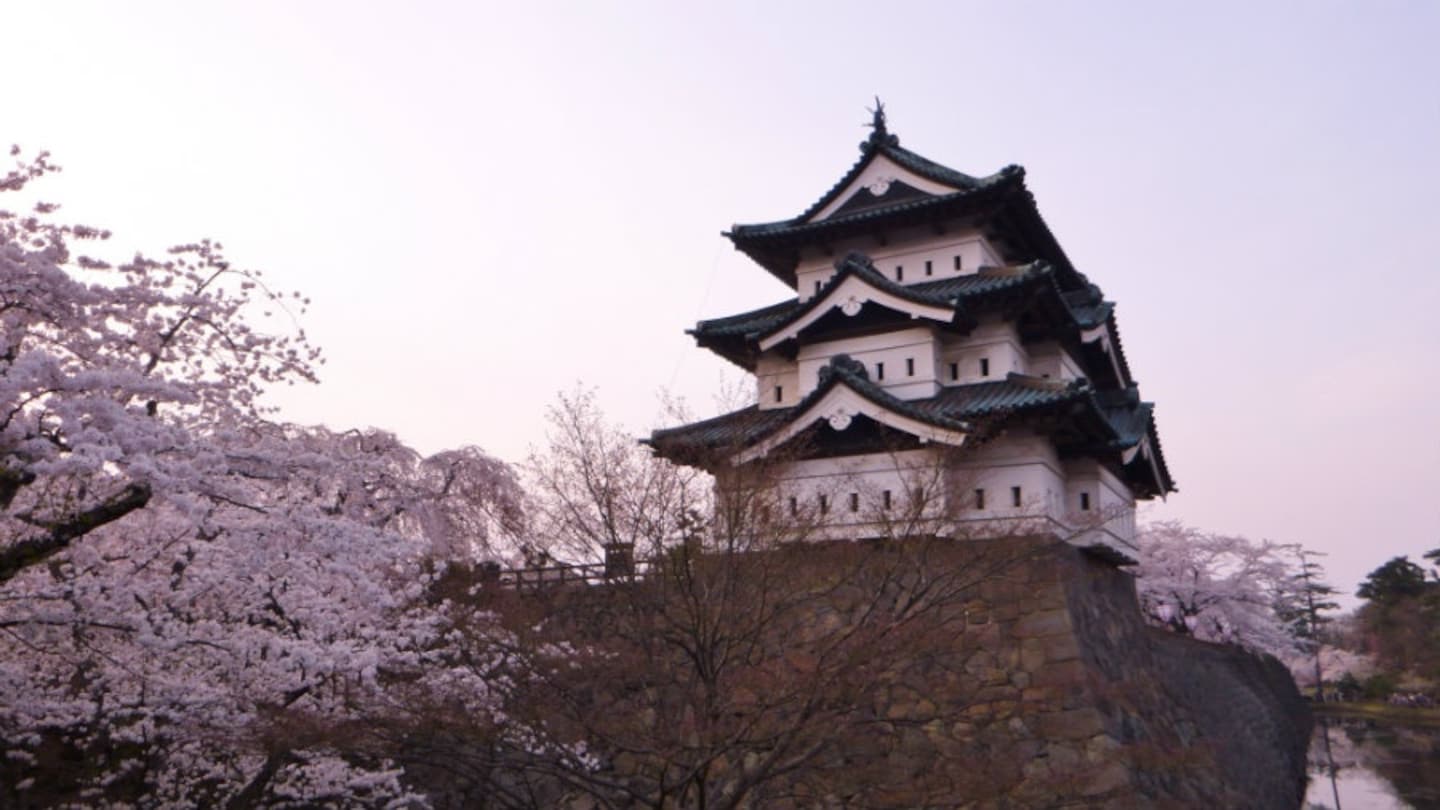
[730,434,1139,558]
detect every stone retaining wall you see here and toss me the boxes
[815,536,1313,808]
[473,536,1311,808]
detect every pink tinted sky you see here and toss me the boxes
[5,2,1436,604]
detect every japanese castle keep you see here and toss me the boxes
[649,106,1174,560]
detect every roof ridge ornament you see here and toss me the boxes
[862,97,900,152]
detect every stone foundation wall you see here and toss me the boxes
[810,537,1312,808]
[474,537,1311,809]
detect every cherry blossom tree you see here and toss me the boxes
[1133,520,1306,657]
[0,149,525,806]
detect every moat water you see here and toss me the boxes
[1303,715,1440,809]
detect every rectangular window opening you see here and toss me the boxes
[980,357,990,377]
[895,265,904,281]
[1080,492,1091,511]
[949,361,959,381]
[788,496,798,516]
[954,255,963,271]
[849,492,859,512]
[774,385,783,403]
[974,488,986,510]
[819,494,829,515]
[814,280,822,295]
[882,490,893,510]
[876,362,885,381]
[913,486,924,505]
[925,260,933,276]
[1011,486,1023,508]
[905,357,915,376]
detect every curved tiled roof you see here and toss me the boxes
[730,167,1022,242]
[786,122,991,225]
[651,371,1087,457]
[689,254,1136,386]
[691,299,796,339]
[649,370,1175,497]
[692,256,1052,343]
[720,121,1093,295]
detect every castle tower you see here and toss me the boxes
[650,105,1173,559]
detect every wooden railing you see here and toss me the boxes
[483,544,650,593]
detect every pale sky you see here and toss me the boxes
[5,1,1437,605]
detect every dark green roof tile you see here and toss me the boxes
[691,256,1053,342]
[732,168,1020,242]
[786,126,993,226]
[650,372,1089,455]
[650,369,1174,496]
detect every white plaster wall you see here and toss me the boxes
[795,230,1005,301]
[772,448,954,537]
[1027,341,1086,382]
[1062,458,1138,552]
[1062,458,1102,519]
[760,434,1081,543]
[797,327,939,400]
[1096,465,1137,549]
[755,351,801,411]
[948,432,1067,522]
[939,317,1029,384]
[744,431,1136,554]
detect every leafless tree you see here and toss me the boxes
[405,394,1099,809]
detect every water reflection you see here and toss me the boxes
[1304,715,1440,809]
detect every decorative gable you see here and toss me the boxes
[806,154,962,223]
[759,258,956,352]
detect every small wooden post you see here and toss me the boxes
[604,542,635,579]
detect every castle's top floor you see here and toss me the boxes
[724,103,1088,298]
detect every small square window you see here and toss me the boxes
[980,357,990,377]
[819,494,829,514]
[1080,492,1091,511]
[774,385,783,403]
[849,492,859,512]
[974,488,986,510]
[1011,486,1022,507]
[876,362,885,381]
[905,357,915,376]
[895,265,904,281]
[949,362,959,381]
[924,260,933,276]
[954,255,963,270]
[883,490,893,509]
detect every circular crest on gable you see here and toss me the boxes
[866,176,895,196]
